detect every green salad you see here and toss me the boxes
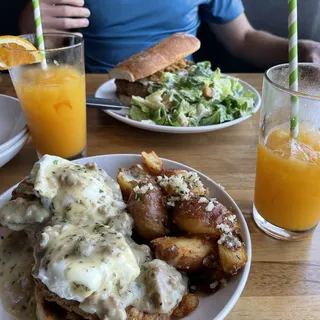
[129,61,256,127]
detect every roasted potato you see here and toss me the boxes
[172,294,199,318]
[173,198,239,236]
[142,151,163,175]
[117,169,137,200]
[160,169,207,197]
[127,184,170,241]
[150,236,217,271]
[218,244,248,275]
[117,165,150,200]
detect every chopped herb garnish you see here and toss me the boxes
[135,193,142,200]
[53,160,59,165]
[10,264,17,273]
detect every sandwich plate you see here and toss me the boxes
[0,154,251,320]
[95,78,261,133]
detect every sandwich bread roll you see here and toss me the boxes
[109,33,201,82]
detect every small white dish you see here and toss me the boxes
[0,132,29,168]
[0,94,27,154]
[95,78,261,134]
[0,154,251,320]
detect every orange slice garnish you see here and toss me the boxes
[0,35,42,70]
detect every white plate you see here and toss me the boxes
[0,154,251,320]
[95,78,261,133]
[0,95,27,154]
[0,132,29,168]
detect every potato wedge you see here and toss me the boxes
[127,184,170,241]
[117,169,137,200]
[218,244,248,275]
[142,151,163,175]
[173,198,239,236]
[150,236,217,271]
[117,165,149,200]
[172,294,199,318]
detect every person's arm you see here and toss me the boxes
[19,0,90,34]
[208,13,320,68]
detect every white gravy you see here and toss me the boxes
[0,231,35,319]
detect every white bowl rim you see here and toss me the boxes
[0,153,251,320]
[75,154,252,320]
[0,94,27,153]
[0,131,29,157]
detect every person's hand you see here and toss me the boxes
[19,0,90,34]
[299,40,320,64]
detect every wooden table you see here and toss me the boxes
[0,73,319,320]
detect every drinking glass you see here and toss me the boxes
[9,33,86,160]
[253,63,320,241]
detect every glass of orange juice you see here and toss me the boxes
[8,33,86,160]
[254,63,320,240]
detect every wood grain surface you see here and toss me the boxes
[0,73,319,320]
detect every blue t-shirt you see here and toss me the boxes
[81,0,244,73]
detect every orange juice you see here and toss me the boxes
[13,66,86,158]
[254,126,320,231]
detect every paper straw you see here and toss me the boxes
[32,0,47,69]
[288,0,299,139]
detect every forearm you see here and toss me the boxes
[238,30,288,68]
[209,14,317,69]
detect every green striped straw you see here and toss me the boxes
[32,0,47,69]
[288,0,299,139]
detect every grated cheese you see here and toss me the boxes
[166,196,180,207]
[227,214,237,223]
[205,200,215,212]
[216,223,232,234]
[157,172,206,207]
[157,174,190,196]
[133,183,154,195]
[157,171,204,204]
[198,197,209,204]
[209,281,219,290]
[218,232,242,248]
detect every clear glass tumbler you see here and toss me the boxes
[253,63,320,241]
[9,33,86,160]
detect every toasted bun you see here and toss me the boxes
[35,286,83,320]
[109,33,200,82]
[34,279,97,320]
[34,279,169,320]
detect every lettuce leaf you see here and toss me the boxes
[129,62,256,127]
